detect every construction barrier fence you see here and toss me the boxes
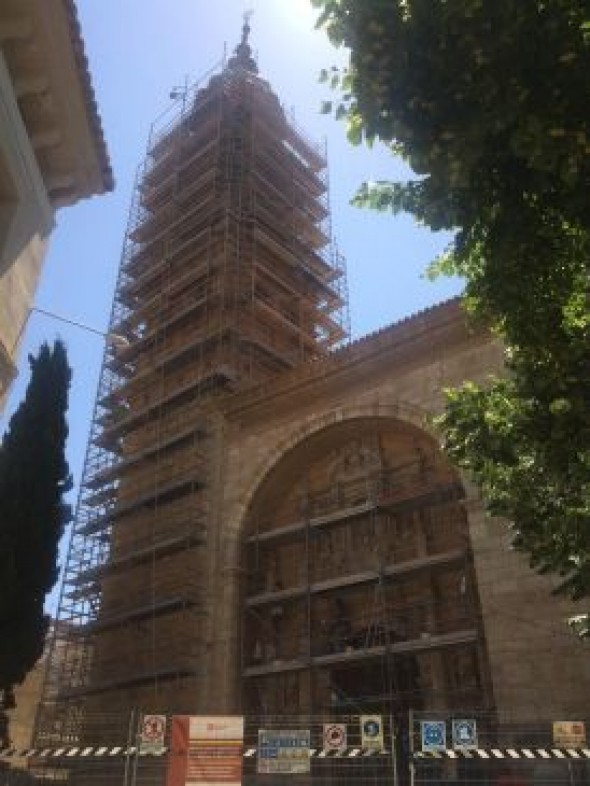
[1,710,589,786]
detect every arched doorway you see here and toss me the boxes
[239,416,493,717]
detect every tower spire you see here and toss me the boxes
[227,11,258,73]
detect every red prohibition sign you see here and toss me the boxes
[325,724,345,748]
[142,715,165,741]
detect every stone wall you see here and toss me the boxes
[202,300,590,721]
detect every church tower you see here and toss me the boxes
[35,22,348,744]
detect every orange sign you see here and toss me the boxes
[166,716,244,786]
[553,721,586,747]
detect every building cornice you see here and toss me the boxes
[0,0,114,206]
[61,0,113,193]
[221,297,491,420]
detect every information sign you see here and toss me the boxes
[553,721,586,747]
[189,717,244,786]
[165,715,244,786]
[257,729,311,774]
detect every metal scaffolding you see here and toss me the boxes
[240,423,494,719]
[34,30,349,747]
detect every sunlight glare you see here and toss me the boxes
[247,0,319,31]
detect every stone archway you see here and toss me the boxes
[231,402,435,533]
[235,412,494,719]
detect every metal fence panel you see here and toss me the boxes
[2,710,589,786]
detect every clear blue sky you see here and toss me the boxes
[2,1,461,609]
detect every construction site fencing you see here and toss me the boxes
[2,711,395,786]
[2,710,590,786]
[411,710,590,786]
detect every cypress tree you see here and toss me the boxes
[0,340,72,743]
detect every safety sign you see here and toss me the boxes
[360,715,384,751]
[421,721,446,752]
[452,719,478,750]
[323,723,347,753]
[139,714,167,754]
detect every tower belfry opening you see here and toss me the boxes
[34,27,348,744]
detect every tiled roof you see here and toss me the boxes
[334,296,464,359]
[62,0,114,192]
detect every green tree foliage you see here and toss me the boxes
[313,1,590,615]
[0,341,72,737]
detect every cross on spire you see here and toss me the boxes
[227,11,258,73]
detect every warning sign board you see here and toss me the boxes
[323,723,347,753]
[139,714,166,754]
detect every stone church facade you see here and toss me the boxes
[206,298,590,724]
